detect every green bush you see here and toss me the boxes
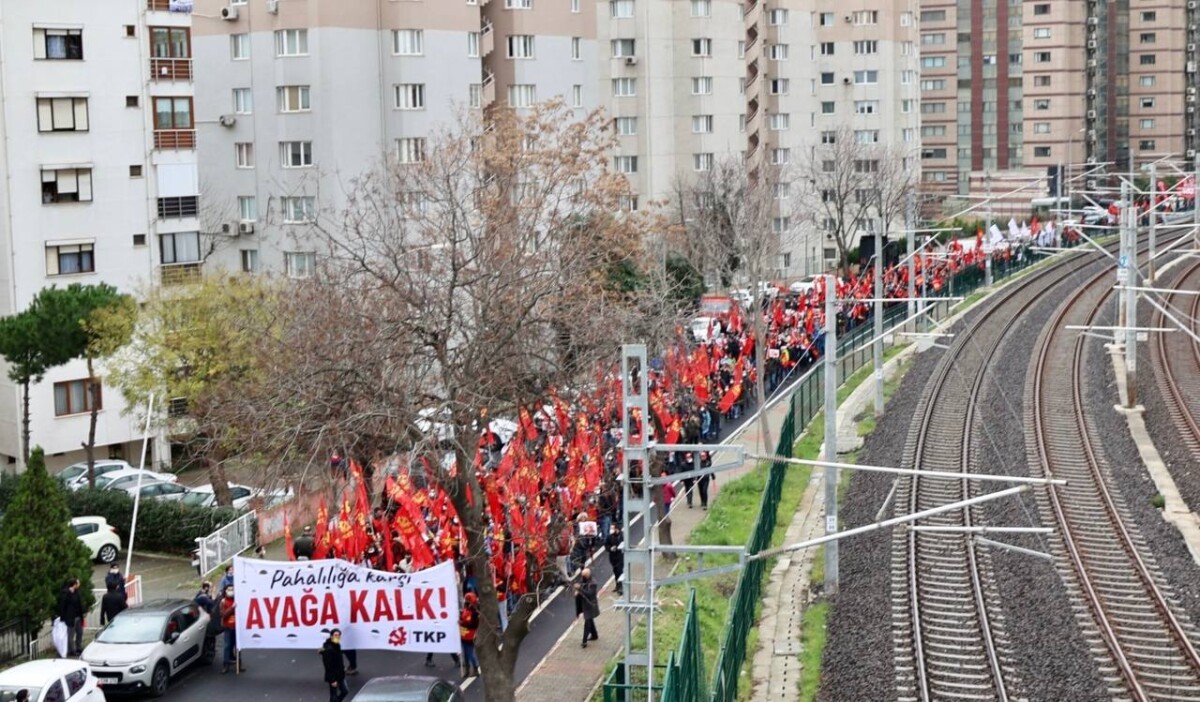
[65,488,242,554]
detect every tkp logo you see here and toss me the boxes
[388,626,408,647]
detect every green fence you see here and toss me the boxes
[603,246,1051,702]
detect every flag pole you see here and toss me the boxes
[125,394,156,575]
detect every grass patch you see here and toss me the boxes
[798,601,829,702]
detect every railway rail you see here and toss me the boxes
[1150,258,1200,463]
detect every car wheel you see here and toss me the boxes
[150,661,170,697]
[201,635,216,665]
[98,544,118,564]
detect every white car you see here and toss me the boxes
[0,658,106,702]
[690,316,718,342]
[94,469,177,493]
[56,460,134,491]
[72,516,121,565]
[179,483,256,510]
[83,600,214,698]
[119,481,191,503]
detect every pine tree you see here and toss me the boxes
[0,447,95,637]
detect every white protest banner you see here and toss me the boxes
[234,556,460,653]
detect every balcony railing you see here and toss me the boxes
[151,57,192,81]
[160,262,203,286]
[157,195,199,219]
[154,129,196,150]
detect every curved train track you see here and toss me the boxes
[1028,249,1200,700]
[892,249,1105,702]
[1150,258,1200,463]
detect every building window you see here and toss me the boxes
[396,137,426,163]
[129,165,143,177]
[571,37,581,60]
[34,28,83,60]
[232,88,253,114]
[1140,76,1156,87]
[612,38,636,57]
[767,9,788,25]
[770,148,790,165]
[1140,32,1156,44]
[152,96,192,130]
[572,0,580,12]
[1031,146,1051,157]
[691,0,711,17]
[572,85,583,108]
[41,168,93,204]
[920,34,945,46]
[611,0,634,18]
[769,113,790,131]
[775,183,790,200]
[469,84,482,108]
[280,196,316,223]
[394,84,425,110]
[853,10,878,25]
[820,42,834,56]
[853,40,878,55]
[1142,11,1157,21]
[920,10,946,21]
[506,0,533,7]
[853,159,879,173]
[468,32,480,57]
[691,38,711,57]
[160,231,201,264]
[238,196,257,222]
[157,196,198,219]
[275,29,309,56]
[820,72,835,85]
[45,242,94,275]
[612,78,637,97]
[1140,118,1155,129]
[692,115,713,133]
[280,141,313,168]
[769,78,789,94]
[1033,3,1050,15]
[277,85,311,112]
[36,97,88,132]
[854,100,879,114]
[821,101,835,114]
[819,12,835,26]
[615,116,637,135]
[231,33,250,60]
[691,76,712,94]
[1034,99,1050,110]
[1034,122,1051,134]
[1140,54,1156,65]
[235,142,254,168]
[54,379,101,417]
[614,155,638,173]
[920,102,946,114]
[1034,75,1051,87]
[854,130,879,144]
[508,84,537,107]
[285,252,316,279]
[1139,139,1156,151]
[507,35,535,59]
[1032,27,1051,39]
[241,249,259,273]
[693,153,713,172]
[769,44,788,61]
[853,70,878,84]
[820,131,836,144]
[772,217,791,233]
[150,26,190,58]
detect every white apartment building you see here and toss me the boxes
[0,0,195,472]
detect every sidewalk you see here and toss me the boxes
[514,395,794,702]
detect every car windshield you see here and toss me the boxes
[95,613,166,644]
[180,492,212,507]
[58,465,85,481]
[0,687,42,701]
[349,685,428,702]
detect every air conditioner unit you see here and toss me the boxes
[1087,17,1099,26]
[1190,61,1198,73]
[624,56,638,66]
[1188,128,1197,136]
[1190,105,1197,114]
[1189,149,1198,158]
[1190,86,1198,95]
[1190,43,1197,52]
[218,114,236,127]
[1087,129,1097,141]
[1086,88,1097,97]
[238,222,255,235]
[266,0,279,13]
[1189,93,1197,103]
[1189,1,1198,10]
[1087,40,1097,50]
[1087,59,1098,69]
[843,76,851,85]
[1087,109,1097,120]
[844,15,852,23]
[220,5,239,20]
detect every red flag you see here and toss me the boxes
[284,511,295,561]
[313,498,330,559]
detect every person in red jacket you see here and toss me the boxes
[459,593,480,678]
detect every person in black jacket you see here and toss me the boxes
[605,524,625,596]
[294,526,317,560]
[55,579,84,656]
[99,582,127,626]
[319,629,349,702]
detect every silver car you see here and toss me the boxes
[83,599,215,698]
[349,676,462,702]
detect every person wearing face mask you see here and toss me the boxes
[219,585,244,674]
[104,565,126,595]
[320,629,350,702]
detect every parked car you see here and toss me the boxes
[72,516,122,565]
[0,658,106,702]
[95,469,177,493]
[56,460,134,491]
[348,676,462,702]
[689,316,718,342]
[119,481,191,503]
[82,599,215,698]
[179,483,256,510]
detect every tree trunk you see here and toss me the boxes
[84,357,98,488]
[20,380,30,465]
[207,448,234,506]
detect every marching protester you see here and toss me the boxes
[54,578,84,657]
[294,525,317,560]
[459,593,481,678]
[99,582,127,626]
[104,565,126,596]
[605,524,625,596]
[219,585,243,674]
[319,629,350,702]
[575,568,600,648]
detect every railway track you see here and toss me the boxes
[1150,258,1200,463]
[892,249,1106,702]
[1028,252,1200,701]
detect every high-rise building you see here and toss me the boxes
[0,0,195,471]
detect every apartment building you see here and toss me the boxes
[0,0,195,471]
[921,0,1200,209]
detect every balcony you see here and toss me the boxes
[159,262,203,286]
[157,195,199,219]
[482,71,496,108]
[151,57,192,81]
[154,129,196,150]
[481,23,494,58]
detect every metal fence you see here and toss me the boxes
[604,247,1051,702]
[0,619,27,666]
[195,510,257,577]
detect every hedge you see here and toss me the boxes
[62,489,244,555]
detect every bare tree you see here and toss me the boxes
[799,124,917,272]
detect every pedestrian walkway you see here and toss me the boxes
[515,395,794,702]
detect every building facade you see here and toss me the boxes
[0,0,195,472]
